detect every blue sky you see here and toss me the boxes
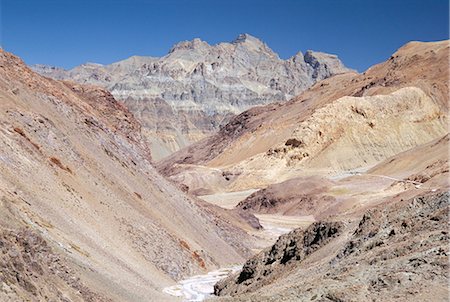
[1,0,448,72]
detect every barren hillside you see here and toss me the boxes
[0,49,254,301]
[235,133,449,220]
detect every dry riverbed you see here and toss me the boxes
[162,266,241,301]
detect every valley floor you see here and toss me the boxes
[163,190,318,301]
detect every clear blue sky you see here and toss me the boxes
[1,0,448,72]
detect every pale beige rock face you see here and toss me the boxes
[224,86,447,190]
[0,49,252,301]
[32,34,352,159]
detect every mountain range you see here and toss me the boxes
[0,37,448,302]
[32,34,351,160]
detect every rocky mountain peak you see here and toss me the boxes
[169,37,210,53]
[231,33,276,57]
[290,51,304,63]
[232,33,263,45]
[302,50,351,79]
[304,50,336,65]
[32,64,66,72]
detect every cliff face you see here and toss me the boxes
[32,34,352,159]
[0,49,252,301]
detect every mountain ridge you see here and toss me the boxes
[31,33,353,160]
[158,40,448,194]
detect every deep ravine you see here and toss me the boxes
[162,216,313,301]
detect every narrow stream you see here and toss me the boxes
[162,215,314,301]
[162,266,241,301]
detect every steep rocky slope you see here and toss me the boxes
[0,49,254,301]
[214,191,449,301]
[32,34,351,159]
[159,40,448,193]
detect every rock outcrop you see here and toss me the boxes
[0,228,110,301]
[236,176,335,215]
[214,221,343,296]
[214,191,449,301]
[32,34,352,159]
